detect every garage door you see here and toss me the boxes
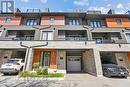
[67,56,81,72]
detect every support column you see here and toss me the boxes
[1,30,7,38]
[34,30,41,40]
[93,49,103,77]
[24,48,34,71]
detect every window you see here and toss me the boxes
[128,18,130,21]
[40,52,51,67]
[89,21,102,28]
[50,17,55,22]
[26,19,38,26]
[5,18,12,22]
[0,31,2,36]
[69,19,80,25]
[93,37,103,44]
[127,34,130,42]
[116,19,122,24]
[41,32,53,40]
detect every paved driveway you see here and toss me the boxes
[65,74,130,87]
[0,73,130,87]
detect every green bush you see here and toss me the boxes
[36,68,48,75]
[33,62,39,69]
[19,71,30,77]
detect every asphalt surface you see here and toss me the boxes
[0,73,130,87]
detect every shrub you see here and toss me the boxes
[33,62,39,69]
[19,71,30,77]
[36,68,48,75]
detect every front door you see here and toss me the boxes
[40,51,51,68]
[67,56,81,72]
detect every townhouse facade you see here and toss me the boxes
[0,9,130,77]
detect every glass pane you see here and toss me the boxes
[0,32,2,36]
[127,34,130,42]
[90,21,94,27]
[69,20,72,25]
[94,21,97,28]
[76,20,80,25]
[73,20,76,25]
[41,32,48,40]
[48,32,53,40]
[44,52,51,66]
[30,20,34,26]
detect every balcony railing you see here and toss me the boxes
[65,37,87,41]
[95,39,127,44]
[13,37,34,41]
[0,36,34,41]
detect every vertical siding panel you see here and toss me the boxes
[50,50,57,69]
[128,52,130,62]
[0,16,22,25]
[106,18,130,28]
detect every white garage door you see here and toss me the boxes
[67,56,81,72]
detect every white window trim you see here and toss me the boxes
[40,31,53,40]
[125,32,130,43]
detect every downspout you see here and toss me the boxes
[83,25,93,41]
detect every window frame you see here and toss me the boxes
[116,19,122,24]
[68,19,80,25]
[41,31,53,40]
[4,18,12,23]
[40,51,51,67]
[26,19,39,26]
[50,17,55,22]
[89,20,102,28]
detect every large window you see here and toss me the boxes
[41,32,53,40]
[26,19,39,26]
[40,52,51,67]
[89,21,102,28]
[69,19,80,25]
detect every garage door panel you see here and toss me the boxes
[67,56,81,72]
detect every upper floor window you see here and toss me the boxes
[116,19,122,24]
[41,32,53,40]
[50,17,55,22]
[5,18,12,22]
[69,19,80,25]
[89,21,102,28]
[0,31,2,36]
[126,34,130,42]
[26,19,38,26]
[128,18,130,21]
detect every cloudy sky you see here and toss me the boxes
[14,0,130,14]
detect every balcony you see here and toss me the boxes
[58,30,88,41]
[1,30,35,41]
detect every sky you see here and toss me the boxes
[13,0,130,14]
